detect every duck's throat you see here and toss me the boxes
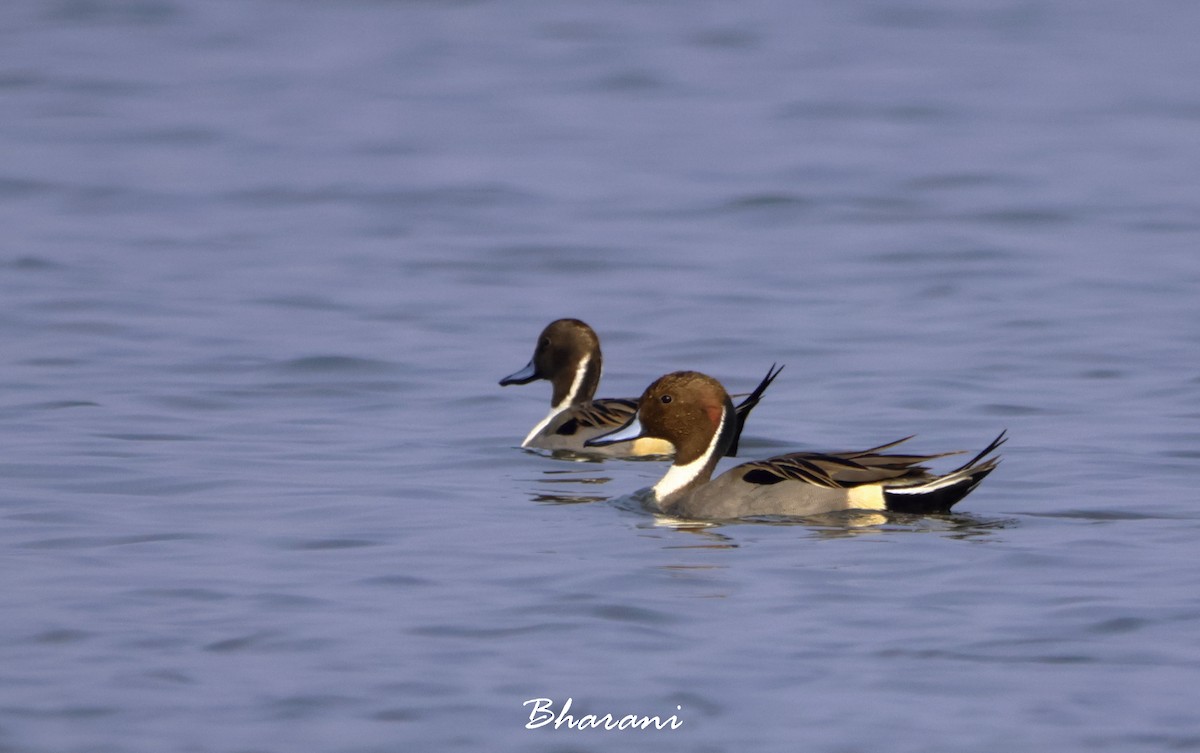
[652,411,727,505]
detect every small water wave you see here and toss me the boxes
[267,355,398,374]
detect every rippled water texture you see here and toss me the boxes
[2,1,1199,751]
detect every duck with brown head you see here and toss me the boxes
[500,320,781,459]
[588,371,1005,520]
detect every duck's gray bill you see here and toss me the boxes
[585,415,645,447]
[499,361,538,386]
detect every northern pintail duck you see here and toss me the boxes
[587,371,1005,519]
[500,319,781,458]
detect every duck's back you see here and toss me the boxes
[666,444,942,519]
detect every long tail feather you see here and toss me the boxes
[883,430,1006,513]
[727,363,784,457]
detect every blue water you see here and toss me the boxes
[3,1,1200,751]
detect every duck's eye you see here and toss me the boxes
[540,337,551,348]
[660,394,672,404]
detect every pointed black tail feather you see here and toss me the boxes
[949,430,1008,474]
[727,363,784,457]
[884,464,999,513]
[883,430,1006,513]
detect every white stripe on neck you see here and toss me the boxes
[652,410,726,502]
[521,407,560,448]
[521,355,593,447]
[555,354,592,411]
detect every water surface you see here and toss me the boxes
[3,1,1200,751]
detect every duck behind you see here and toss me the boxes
[500,320,781,458]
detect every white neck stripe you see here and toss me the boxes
[524,355,593,447]
[521,406,561,448]
[554,354,592,411]
[653,410,726,501]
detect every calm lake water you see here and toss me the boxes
[3,1,1200,751]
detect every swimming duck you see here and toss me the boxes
[587,370,1004,519]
